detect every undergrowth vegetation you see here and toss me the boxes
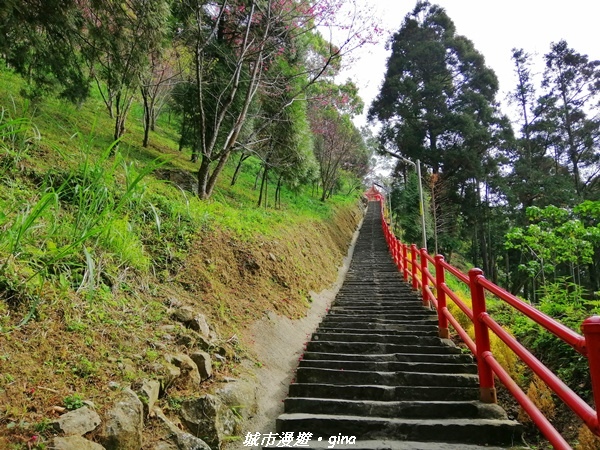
[434,265,600,448]
[0,66,363,449]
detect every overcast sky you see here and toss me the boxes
[339,0,600,126]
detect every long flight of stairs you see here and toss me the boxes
[274,202,523,449]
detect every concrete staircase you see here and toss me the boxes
[274,203,523,449]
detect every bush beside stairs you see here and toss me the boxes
[273,203,524,449]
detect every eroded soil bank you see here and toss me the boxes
[0,201,364,449]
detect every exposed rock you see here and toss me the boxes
[83,400,97,410]
[101,388,144,450]
[190,351,213,381]
[154,407,212,450]
[174,432,213,450]
[162,333,175,342]
[52,436,106,450]
[191,314,211,339]
[166,297,182,308]
[173,307,212,339]
[176,330,212,351]
[136,379,161,417]
[194,332,212,351]
[154,168,197,193]
[51,406,101,436]
[173,306,210,338]
[172,306,195,324]
[161,359,182,391]
[117,358,137,375]
[216,380,257,420]
[214,345,230,358]
[152,442,178,450]
[180,394,237,450]
[165,354,201,389]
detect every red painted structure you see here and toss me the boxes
[372,199,600,450]
[364,185,384,202]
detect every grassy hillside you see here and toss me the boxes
[0,66,363,449]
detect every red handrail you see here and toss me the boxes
[374,200,600,448]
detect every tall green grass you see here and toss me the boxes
[0,65,364,329]
[0,116,167,327]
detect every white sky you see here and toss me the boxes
[339,0,600,126]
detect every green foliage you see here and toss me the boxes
[512,279,596,396]
[0,125,166,324]
[0,101,40,175]
[505,204,600,283]
[63,393,84,411]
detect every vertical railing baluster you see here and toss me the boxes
[402,244,409,281]
[411,244,418,290]
[435,255,449,339]
[469,268,496,404]
[420,248,429,307]
[582,317,600,433]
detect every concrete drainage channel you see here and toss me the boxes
[270,203,524,450]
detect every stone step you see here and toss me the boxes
[317,319,439,328]
[283,398,507,420]
[298,359,478,374]
[315,327,439,337]
[322,316,436,325]
[276,414,523,447]
[288,383,480,402]
[300,351,473,364]
[320,316,437,324]
[305,341,462,355]
[311,332,446,346]
[295,367,479,387]
[329,306,427,313]
[271,202,524,449]
[317,323,439,331]
[325,311,436,319]
[331,298,426,303]
[331,300,424,312]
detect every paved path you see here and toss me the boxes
[273,202,523,449]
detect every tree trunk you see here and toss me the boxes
[205,151,231,199]
[231,152,249,186]
[178,114,188,152]
[254,167,262,190]
[197,156,212,199]
[258,165,269,207]
[275,175,282,209]
[142,87,151,148]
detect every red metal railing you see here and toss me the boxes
[376,199,600,450]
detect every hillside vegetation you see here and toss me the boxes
[0,66,363,449]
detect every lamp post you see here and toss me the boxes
[374,181,394,235]
[397,156,427,252]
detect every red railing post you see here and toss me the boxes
[468,268,496,404]
[582,316,600,434]
[435,255,449,339]
[410,244,418,290]
[420,248,429,307]
[402,244,409,281]
[395,238,402,271]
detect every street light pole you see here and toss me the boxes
[415,159,427,251]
